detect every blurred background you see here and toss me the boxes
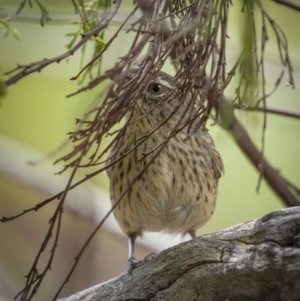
[0,0,299,300]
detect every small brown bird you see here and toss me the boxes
[107,70,223,272]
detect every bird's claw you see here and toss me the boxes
[127,252,156,273]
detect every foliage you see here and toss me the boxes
[0,16,20,40]
[66,0,110,83]
[16,0,51,26]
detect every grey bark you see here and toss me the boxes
[59,207,300,301]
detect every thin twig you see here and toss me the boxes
[234,105,300,119]
[271,0,300,11]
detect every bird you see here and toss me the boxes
[106,69,223,272]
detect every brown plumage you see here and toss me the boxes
[106,70,223,271]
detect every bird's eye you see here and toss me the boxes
[148,83,163,95]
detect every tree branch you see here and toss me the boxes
[234,105,300,120]
[59,207,300,301]
[220,99,299,207]
[271,0,300,12]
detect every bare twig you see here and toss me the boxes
[234,105,300,119]
[0,198,54,222]
[271,0,300,11]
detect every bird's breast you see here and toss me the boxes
[109,126,218,234]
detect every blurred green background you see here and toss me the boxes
[0,0,300,300]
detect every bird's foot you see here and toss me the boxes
[127,252,156,273]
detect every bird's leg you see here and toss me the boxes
[127,234,138,273]
[188,230,197,239]
[127,233,156,273]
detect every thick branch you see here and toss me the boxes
[220,99,299,207]
[59,207,300,301]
